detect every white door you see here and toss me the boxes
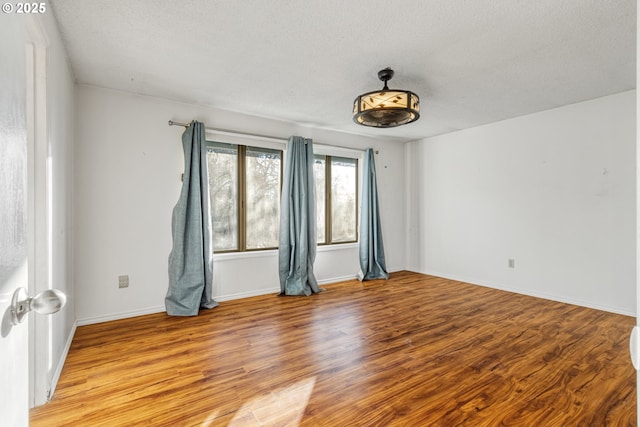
[0,13,30,427]
[25,13,52,408]
[635,2,640,424]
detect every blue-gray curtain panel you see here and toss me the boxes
[166,121,219,315]
[359,148,389,281]
[278,136,320,295]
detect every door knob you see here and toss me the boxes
[10,287,67,325]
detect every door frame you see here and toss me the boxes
[25,14,51,407]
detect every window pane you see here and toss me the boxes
[314,155,326,243]
[207,143,238,251]
[331,157,357,242]
[246,147,281,249]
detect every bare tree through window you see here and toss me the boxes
[246,147,281,249]
[207,143,238,251]
[315,154,358,244]
[331,157,357,242]
[207,142,281,252]
[208,141,357,252]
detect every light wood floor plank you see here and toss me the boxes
[30,271,636,426]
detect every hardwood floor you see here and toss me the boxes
[30,271,636,426]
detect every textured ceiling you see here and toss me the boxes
[50,0,636,142]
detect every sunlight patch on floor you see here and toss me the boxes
[199,410,221,427]
[229,376,316,426]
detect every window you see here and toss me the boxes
[314,155,358,244]
[207,138,358,252]
[206,141,282,252]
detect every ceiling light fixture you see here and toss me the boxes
[353,67,420,128]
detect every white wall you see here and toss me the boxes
[406,91,636,315]
[74,85,405,324]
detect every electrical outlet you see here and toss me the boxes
[118,275,129,288]
[508,259,515,269]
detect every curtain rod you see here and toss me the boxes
[168,120,288,144]
[168,120,377,154]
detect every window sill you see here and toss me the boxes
[213,249,278,261]
[213,242,358,261]
[317,242,358,252]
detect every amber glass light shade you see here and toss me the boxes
[353,89,420,127]
[353,68,420,128]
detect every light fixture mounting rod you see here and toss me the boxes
[377,67,394,90]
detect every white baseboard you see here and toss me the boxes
[215,287,281,302]
[77,305,166,326]
[217,272,394,300]
[417,269,635,317]
[318,274,358,285]
[317,267,404,286]
[215,274,361,301]
[78,269,407,325]
[48,320,77,401]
